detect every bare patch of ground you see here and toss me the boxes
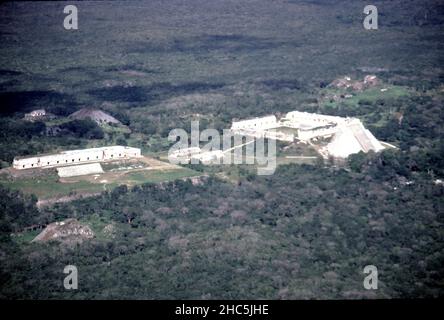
[32,218,94,243]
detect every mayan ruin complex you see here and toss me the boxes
[230,111,386,158]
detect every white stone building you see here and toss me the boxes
[24,109,46,121]
[13,146,141,170]
[191,150,225,164]
[230,115,294,141]
[28,109,46,117]
[231,115,278,131]
[281,111,348,128]
[168,147,202,162]
[230,111,386,159]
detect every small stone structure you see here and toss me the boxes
[24,109,46,121]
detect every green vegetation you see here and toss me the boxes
[0,173,102,199]
[1,157,443,299]
[59,119,104,140]
[124,168,201,184]
[0,0,443,299]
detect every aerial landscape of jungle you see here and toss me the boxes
[0,0,443,299]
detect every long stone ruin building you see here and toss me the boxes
[13,146,142,170]
[230,111,386,158]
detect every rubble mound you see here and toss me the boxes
[32,218,94,243]
[69,108,121,125]
[329,75,380,91]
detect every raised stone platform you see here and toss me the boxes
[57,163,104,178]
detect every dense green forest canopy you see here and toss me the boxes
[0,0,443,161]
[1,157,443,299]
[0,0,443,299]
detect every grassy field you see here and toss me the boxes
[0,172,103,199]
[0,165,200,200]
[321,85,410,108]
